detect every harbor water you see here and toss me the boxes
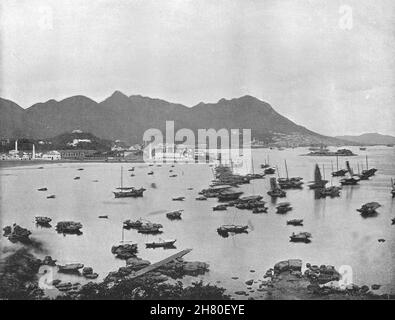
[1,146,394,295]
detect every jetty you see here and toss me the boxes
[125,249,193,280]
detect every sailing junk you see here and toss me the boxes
[308,164,328,189]
[267,177,286,198]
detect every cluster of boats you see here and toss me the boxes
[55,221,83,235]
[213,195,268,213]
[123,219,163,234]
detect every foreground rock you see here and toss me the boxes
[3,224,32,244]
[257,259,392,300]
[0,247,43,299]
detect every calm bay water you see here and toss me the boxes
[1,146,394,296]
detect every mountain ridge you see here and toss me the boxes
[1,92,350,145]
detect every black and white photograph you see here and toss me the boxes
[0,0,394,304]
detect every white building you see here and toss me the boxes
[67,139,91,147]
[42,151,61,160]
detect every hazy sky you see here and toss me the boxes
[1,0,394,136]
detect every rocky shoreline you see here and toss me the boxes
[1,240,393,300]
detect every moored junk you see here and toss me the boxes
[217,224,248,237]
[278,177,304,189]
[35,216,52,227]
[213,204,228,211]
[123,219,163,234]
[290,232,312,243]
[217,189,244,202]
[332,169,348,177]
[212,164,250,186]
[287,219,303,226]
[172,196,185,201]
[277,160,304,189]
[318,186,341,198]
[166,210,183,220]
[252,207,268,214]
[308,164,328,189]
[264,167,276,175]
[361,155,377,178]
[276,202,292,214]
[199,185,233,198]
[47,195,56,199]
[56,221,83,235]
[340,176,360,185]
[331,155,347,177]
[37,187,48,191]
[391,178,395,197]
[123,219,143,229]
[246,173,265,180]
[267,177,286,198]
[236,200,267,210]
[392,217,395,225]
[195,196,207,201]
[58,263,84,274]
[146,238,177,249]
[137,222,163,234]
[111,243,138,259]
[237,195,263,203]
[357,202,381,217]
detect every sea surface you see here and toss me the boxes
[1,146,394,296]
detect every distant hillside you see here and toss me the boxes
[0,98,26,138]
[47,131,113,151]
[335,133,395,145]
[1,92,349,146]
